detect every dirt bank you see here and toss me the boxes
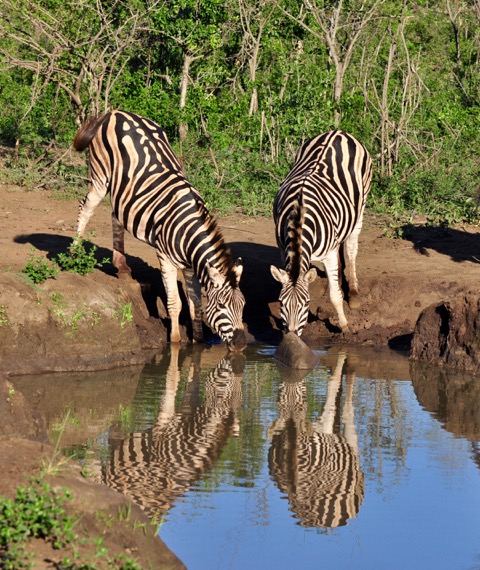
[1,183,479,374]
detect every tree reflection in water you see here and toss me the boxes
[411,362,480,469]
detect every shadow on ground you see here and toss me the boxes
[400,224,479,263]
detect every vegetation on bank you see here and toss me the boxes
[0,0,478,225]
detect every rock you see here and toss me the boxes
[411,292,480,374]
[274,332,320,370]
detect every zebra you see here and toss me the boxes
[73,110,246,350]
[104,344,244,519]
[270,130,372,334]
[268,351,364,528]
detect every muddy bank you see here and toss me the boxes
[411,292,480,374]
[1,183,480,375]
[0,271,166,376]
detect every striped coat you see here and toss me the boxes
[73,110,246,350]
[271,130,372,334]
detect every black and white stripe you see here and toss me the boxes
[73,110,246,350]
[271,130,372,334]
[268,351,364,528]
[104,345,244,518]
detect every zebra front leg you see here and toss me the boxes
[183,268,204,343]
[112,213,132,279]
[343,222,362,309]
[323,249,349,331]
[76,181,108,238]
[158,255,183,343]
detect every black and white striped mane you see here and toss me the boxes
[196,201,239,288]
[285,190,306,283]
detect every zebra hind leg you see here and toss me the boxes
[112,213,151,321]
[343,225,362,310]
[183,269,204,343]
[76,182,107,238]
[158,256,183,344]
[112,213,132,280]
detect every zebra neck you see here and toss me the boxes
[285,248,311,280]
[196,253,235,289]
[185,224,236,289]
[283,189,311,279]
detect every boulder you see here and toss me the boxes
[274,332,320,370]
[411,292,480,374]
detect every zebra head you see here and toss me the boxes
[270,266,317,336]
[205,259,247,351]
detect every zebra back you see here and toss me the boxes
[274,130,372,269]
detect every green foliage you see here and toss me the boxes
[114,302,134,328]
[23,249,59,284]
[0,0,479,225]
[0,478,75,568]
[0,306,9,327]
[55,238,110,276]
[0,475,144,569]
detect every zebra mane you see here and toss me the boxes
[286,190,305,283]
[197,200,239,288]
[73,113,111,152]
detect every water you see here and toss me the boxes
[12,343,480,570]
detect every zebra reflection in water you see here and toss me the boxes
[104,345,244,519]
[268,351,364,528]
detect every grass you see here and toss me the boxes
[0,475,145,569]
[22,237,110,285]
[114,302,134,328]
[0,306,9,326]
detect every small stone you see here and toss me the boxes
[274,332,320,370]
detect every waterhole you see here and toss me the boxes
[12,343,480,570]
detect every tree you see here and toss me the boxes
[274,0,383,126]
[0,0,158,124]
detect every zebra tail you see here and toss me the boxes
[72,113,110,152]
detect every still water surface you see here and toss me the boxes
[13,343,480,570]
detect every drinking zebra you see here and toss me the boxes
[270,130,372,334]
[73,110,246,350]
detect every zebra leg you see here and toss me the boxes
[343,222,362,309]
[183,268,204,343]
[76,181,108,238]
[158,255,182,343]
[112,213,132,279]
[323,249,349,330]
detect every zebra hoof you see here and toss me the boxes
[348,293,361,309]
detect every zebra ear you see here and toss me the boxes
[270,265,289,284]
[305,268,317,284]
[234,257,243,284]
[207,263,225,288]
